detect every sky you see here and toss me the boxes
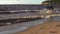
[0,0,45,4]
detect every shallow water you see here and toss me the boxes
[0,18,48,34]
[0,12,59,34]
[0,16,60,34]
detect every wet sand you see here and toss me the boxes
[15,21,60,34]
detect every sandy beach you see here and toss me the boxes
[15,21,60,34]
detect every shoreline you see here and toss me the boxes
[0,18,48,34]
[15,21,60,34]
